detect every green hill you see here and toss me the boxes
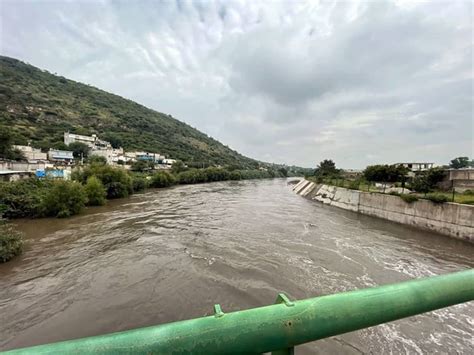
[0,56,260,168]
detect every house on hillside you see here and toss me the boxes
[0,170,34,182]
[48,149,74,164]
[397,162,434,172]
[13,145,47,162]
[64,132,111,149]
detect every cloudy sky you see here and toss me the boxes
[1,0,472,168]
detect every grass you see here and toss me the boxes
[413,191,474,205]
[305,177,474,205]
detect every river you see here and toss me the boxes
[0,179,473,353]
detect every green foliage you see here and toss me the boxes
[229,170,242,180]
[84,176,107,206]
[0,178,49,218]
[400,194,418,203]
[449,156,469,169]
[73,164,133,199]
[410,168,446,193]
[348,180,361,190]
[130,160,154,172]
[131,176,148,192]
[278,167,288,177]
[424,193,448,204]
[363,164,409,183]
[0,127,25,161]
[39,180,87,217]
[102,133,123,148]
[68,142,90,158]
[0,221,23,263]
[425,168,446,187]
[51,142,69,150]
[463,189,474,195]
[87,155,107,165]
[315,159,339,178]
[410,175,430,194]
[150,171,176,188]
[0,56,262,168]
[171,160,187,174]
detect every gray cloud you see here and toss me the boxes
[1,0,472,168]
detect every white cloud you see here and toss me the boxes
[1,0,472,168]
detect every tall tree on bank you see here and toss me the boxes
[68,142,90,159]
[449,157,470,169]
[315,159,339,178]
[0,127,25,161]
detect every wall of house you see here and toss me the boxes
[293,180,473,242]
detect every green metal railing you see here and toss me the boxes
[4,269,473,354]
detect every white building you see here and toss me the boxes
[398,162,435,172]
[13,145,47,162]
[48,149,74,164]
[64,132,111,149]
[90,147,124,164]
[162,159,176,166]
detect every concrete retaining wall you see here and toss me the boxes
[294,180,473,242]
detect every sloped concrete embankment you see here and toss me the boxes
[293,180,474,242]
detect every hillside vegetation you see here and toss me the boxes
[0,56,259,167]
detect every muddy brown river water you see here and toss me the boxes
[1,179,473,353]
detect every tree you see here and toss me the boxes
[410,168,446,193]
[130,160,153,172]
[278,167,288,177]
[0,221,23,263]
[315,159,339,178]
[72,164,133,199]
[150,171,176,188]
[103,133,123,149]
[39,180,87,218]
[0,127,25,161]
[50,142,69,150]
[87,155,107,165]
[68,142,90,159]
[171,160,186,174]
[425,167,446,187]
[0,127,14,159]
[84,176,107,206]
[364,164,408,183]
[449,157,469,169]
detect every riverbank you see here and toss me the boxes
[293,179,474,242]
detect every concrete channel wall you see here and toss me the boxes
[293,180,474,242]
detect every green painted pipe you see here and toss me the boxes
[4,269,473,354]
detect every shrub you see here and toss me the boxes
[0,222,24,263]
[410,175,431,194]
[463,189,474,195]
[424,193,448,204]
[229,171,242,180]
[132,176,148,192]
[130,160,153,172]
[150,171,176,188]
[87,155,107,165]
[348,180,360,190]
[39,180,87,217]
[0,178,52,218]
[85,176,107,206]
[400,194,418,203]
[73,164,133,199]
[177,169,207,184]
